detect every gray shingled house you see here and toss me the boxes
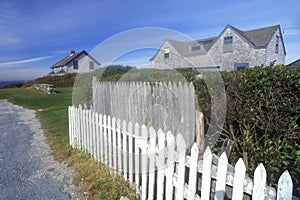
[50,50,100,76]
[150,25,286,71]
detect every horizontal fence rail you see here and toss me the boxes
[69,105,297,200]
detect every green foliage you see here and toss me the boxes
[178,66,300,190]
[220,66,299,188]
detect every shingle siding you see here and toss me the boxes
[150,25,286,71]
[265,28,285,65]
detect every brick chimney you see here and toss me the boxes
[70,50,75,57]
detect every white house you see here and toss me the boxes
[150,25,286,71]
[49,50,101,76]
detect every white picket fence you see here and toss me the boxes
[68,105,297,200]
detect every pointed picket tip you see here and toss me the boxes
[235,158,246,170]
[176,133,186,152]
[254,163,267,179]
[278,170,293,187]
[166,131,175,142]
[191,143,199,154]
[219,150,229,161]
[203,146,212,158]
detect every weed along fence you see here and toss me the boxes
[68,105,297,200]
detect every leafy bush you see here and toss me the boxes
[220,65,300,189]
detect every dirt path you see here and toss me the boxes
[0,100,84,200]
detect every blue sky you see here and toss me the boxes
[0,0,299,80]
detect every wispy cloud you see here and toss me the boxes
[0,56,52,68]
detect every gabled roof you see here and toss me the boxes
[230,25,276,48]
[286,59,300,68]
[51,50,101,68]
[150,24,286,61]
[167,37,217,57]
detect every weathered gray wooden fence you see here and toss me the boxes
[68,105,297,200]
[92,78,196,147]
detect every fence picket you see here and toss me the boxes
[95,113,100,162]
[128,121,134,184]
[122,120,128,180]
[103,115,108,165]
[215,152,228,200]
[148,127,156,200]
[112,117,117,172]
[252,163,267,200]
[117,119,122,175]
[108,115,112,170]
[99,114,104,163]
[201,147,213,200]
[188,143,199,200]
[141,125,148,200]
[175,133,186,200]
[232,158,246,200]
[277,170,293,200]
[134,123,140,193]
[165,131,175,200]
[156,129,166,200]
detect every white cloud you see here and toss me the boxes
[0,56,52,68]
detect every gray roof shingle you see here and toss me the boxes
[152,25,284,59]
[230,25,280,48]
[51,50,101,68]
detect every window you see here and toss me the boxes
[164,48,170,59]
[275,35,279,53]
[191,44,201,51]
[73,60,78,69]
[223,36,233,52]
[234,63,249,70]
[89,61,94,70]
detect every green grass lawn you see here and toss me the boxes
[0,87,136,199]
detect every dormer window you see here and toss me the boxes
[275,35,279,53]
[164,48,170,59]
[223,36,233,52]
[73,60,78,69]
[191,44,201,51]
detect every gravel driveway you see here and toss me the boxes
[0,100,84,200]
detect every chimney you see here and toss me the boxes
[70,50,75,56]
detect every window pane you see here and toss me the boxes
[73,60,78,69]
[89,62,94,70]
[223,36,233,52]
[164,48,170,59]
